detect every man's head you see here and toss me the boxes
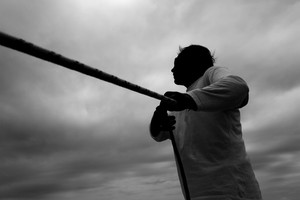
[171,45,215,87]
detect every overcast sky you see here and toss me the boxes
[0,0,300,200]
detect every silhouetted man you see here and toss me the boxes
[150,45,262,200]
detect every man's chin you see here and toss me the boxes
[174,79,183,86]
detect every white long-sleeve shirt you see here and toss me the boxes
[152,66,262,200]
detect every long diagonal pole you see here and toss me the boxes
[0,31,190,200]
[0,31,176,105]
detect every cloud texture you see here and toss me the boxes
[1,0,300,200]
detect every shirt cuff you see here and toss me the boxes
[186,89,202,111]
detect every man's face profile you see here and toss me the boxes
[172,54,201,87]
[172,56,189,86]
[171,45,214,87]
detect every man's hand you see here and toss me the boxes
[160,91,197,111]
[154,106,176,131]
[150,106,176,139]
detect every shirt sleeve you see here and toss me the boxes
[187,67,249,111]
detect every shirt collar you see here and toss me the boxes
[186,76,203,92]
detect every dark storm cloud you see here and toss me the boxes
[0,108,175,199]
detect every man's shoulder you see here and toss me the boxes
[203,66,231,83]
[205,66,229,74]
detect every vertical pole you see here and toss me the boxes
[170,131,191,200]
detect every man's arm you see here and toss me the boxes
[187,75,249,111]
[161,67,248,112]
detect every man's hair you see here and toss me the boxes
[178,45,216,71]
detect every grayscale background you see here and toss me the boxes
[0,0,299,200]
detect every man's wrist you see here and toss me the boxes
[184,94,197,110]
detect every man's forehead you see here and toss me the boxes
[174,54,187,63]
[175,54,185,60]
[174,56,180,64]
